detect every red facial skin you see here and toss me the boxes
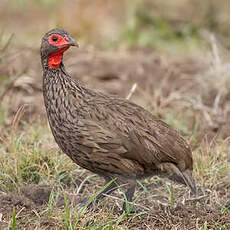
[48,34,70,69]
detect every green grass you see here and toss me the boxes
[0,121,77,192]
[120,0,201,53]
[0,108,229,229]
[11,207,17,230]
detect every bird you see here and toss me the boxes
[41,28,196,212]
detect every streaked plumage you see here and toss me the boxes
[41,28,196,212]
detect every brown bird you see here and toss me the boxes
[41,28,196,212]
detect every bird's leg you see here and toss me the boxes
[122,183,136,212]
[94,177,119,201]
[80,177,118,208]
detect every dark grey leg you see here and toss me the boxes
[95,178,118,201]
[80,177,118,208]
[122,184,136,212]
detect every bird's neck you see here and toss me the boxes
[43,62,74,91]
[42,61,85,103]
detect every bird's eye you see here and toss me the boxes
[52,36,58,42]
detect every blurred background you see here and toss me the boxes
[1,0,230,51]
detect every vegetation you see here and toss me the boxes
[0,0,230,229]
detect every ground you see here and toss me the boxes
[0,42,230,229]
[0,2,230,228]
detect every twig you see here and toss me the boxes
[210,34,221,71]
[0,33,14,54]
[102,193,150,211]
[126,83,137,100]
[11,104,27,132]
[76,175,96,195]
[0,67,28,103]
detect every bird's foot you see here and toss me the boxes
[78,198,98,211]
[121,202,148,215]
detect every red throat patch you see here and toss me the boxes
[47,33,71,69]
[48,47,69,69]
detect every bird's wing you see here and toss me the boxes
[74,94,192,168]
[72,118,145,177]
[72,93,195,190]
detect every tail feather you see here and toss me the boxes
[181,169,196,194]
[161,163,196,194]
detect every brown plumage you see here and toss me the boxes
[41,28,196,211]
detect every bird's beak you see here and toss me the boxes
[68,36,79,47]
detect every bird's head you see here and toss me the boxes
[40,28,79,69]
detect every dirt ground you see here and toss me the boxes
[0,176,230,229]
[0,46,230,229]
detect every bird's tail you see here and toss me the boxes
[180,168,196,194]
[161,163,196,194]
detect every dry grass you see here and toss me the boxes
[0,41,230,229]
[0,1,230,229]
[0,119,229,229]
